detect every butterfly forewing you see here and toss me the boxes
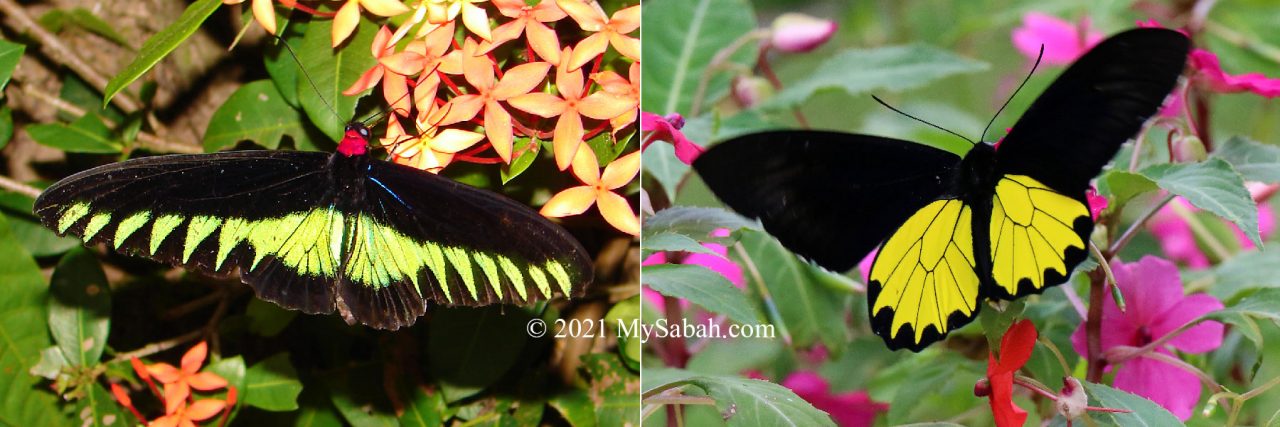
[34,150,592,330]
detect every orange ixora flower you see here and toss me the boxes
[592,61,639,134]
[542,146,640,235]
[333,0,412,47]
[437,39,551,162]
[151,399,228,427]
[223,0,280,34]
[343,26,415,114]
[382,113,485,172]
[425,0,492,41]
[556,0,639,70]
[145,342,229,415]
[509,46,633,170]
[486,0,566,63]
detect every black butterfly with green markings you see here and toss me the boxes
[34,123,592,330]
[694,28,1189,351]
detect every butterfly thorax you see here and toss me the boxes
[952,142,999,203]
[337,122,372,157]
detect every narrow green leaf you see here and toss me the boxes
[760,44,989,111]
[0,105,13,150]
[1080,382,1184,426]
[642,263,760,325]
[1212,136,1280,183]
[398,387,446,427]
[244,353,304,411]
[640,232,720,257]
[26,114,122,153]
[642,206,759,244]
[48,248,110,366]
[501,137,539,184]
[734,230,849,350]
[0,215,63,426]
[1141,158,1260,246]
[640,0,757,115]
[295,18,377,139]
[38,8,131,47]
[427,306,531,402]
[549,388,596,427]
[204,80,312,151]
[646,368,834,426]
[327,363,399,427]
[0,39,24,91]
[103,0,221,106]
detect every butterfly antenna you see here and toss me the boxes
[981,44,1044,143]
[871,95,975,145]
[275,35,343,123]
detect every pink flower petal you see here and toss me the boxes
[1113,355,1200,421]
[684,243,743,287]
[1010,12,1102,66]
[1086,187,1108,220]
[1191,49,1280,98]
[782,371,886,427]
[1152,293,1224,353]
[1113,256,1185,326]
[857,249,877,284]
[1147,200,1211,268]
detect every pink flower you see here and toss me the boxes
[1147,190,1276,268]
[1086,187,1109,220]
[857,249,877,284]
[641,228,743,312]
[1011,12,1103,66]
[641,112,704,165]
[781,371,887,426]
[768,13,837,53]
[1190,49,1280,98]
[1070,256,1224,420]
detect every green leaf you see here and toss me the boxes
[645,368,835,426]
[0,105,13,150]
[642,206,759,244]
[0,192,81,257]
[759,44,989,111]
[734,229,849,350]
[205,80,312,151]
[640,0,757,115]
[640,232,720,257]
[244,352,304,411]
[103,0,221,106]
[581,354,639,426]
[548,389,595,427]
[0,215,63,426]
[78,382,127,427]
[0,39,24,92]
[206,356,247,423]
[1140,158,1260,246]
[245,298,297,337]
[606,296,642,371]
[1205,250,1280,300]
[1099,170,1158,207]
[38,8,131,47]
[1208,288,1280,325]
[264,22,306,108]
[642,263,760,325]
[60,74,123,123]
[295,17,377,140]
[327,363,399,427]
[501,137,539,184]
[1212,136,1280,183]
[398,387,446,427]
[427,306,531,402]
[26,114,122,153]
[1078,381,1184,426]
[48,248,110,366]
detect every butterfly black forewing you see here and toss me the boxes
[692,131,961,271]
[997,28,1191,195]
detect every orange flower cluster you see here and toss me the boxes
[110,342,236,427]
[233,0,640,235]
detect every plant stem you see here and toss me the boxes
[0,175,40,198]
[19,82,202,154]
[689,30,768,116]
[1085,269,1106,382]
[1107,194,1176,257]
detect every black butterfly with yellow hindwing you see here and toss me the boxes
[693,28,1190,351]
[33,123,592,330]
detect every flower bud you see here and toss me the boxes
[974,378,991,397]
[1172,134,1207,163]
[662,113,685,130]
[732,75,773,108]
[1057,377,1088,420]
[769,13,837,53]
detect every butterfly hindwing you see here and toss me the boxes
[987,175,1091,299]
[693,131,960,271]
[868,198,982,351]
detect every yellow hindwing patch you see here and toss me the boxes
[869,199,981,346]
[989,175,1088,296]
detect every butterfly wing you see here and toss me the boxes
[692,131,961,271]
[34,151,343,314]
[988,28,1189,299]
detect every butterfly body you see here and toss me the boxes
[35,123,592,330]
[694,28,1189,351]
